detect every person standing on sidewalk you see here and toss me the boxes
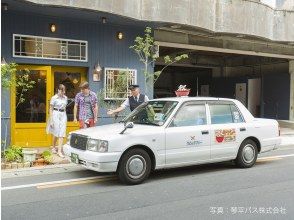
[73,82,98,128]
[107,84,149,116]
[47,84,67,158]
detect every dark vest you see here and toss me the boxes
[129,94,145,111]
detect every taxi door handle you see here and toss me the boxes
[201,130,209,135]
[240,127,246,132]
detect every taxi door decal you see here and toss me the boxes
[215,129,236,143]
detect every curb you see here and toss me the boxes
[1,162,87,179]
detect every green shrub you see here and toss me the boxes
[4,149,16,162]
[42,150,53,163]
[4,145,23,162]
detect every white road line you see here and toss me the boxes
[258,153,294,160]
[1,175,114,191]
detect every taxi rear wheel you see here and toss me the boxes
[118,148,151,185]
[235,139,258,168]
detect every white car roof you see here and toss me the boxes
[149,96,255,122]
[150,97,235,102]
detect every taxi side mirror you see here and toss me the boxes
[120,122,134,134]
[125,122,134,129]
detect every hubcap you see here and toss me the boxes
[126,155,146,179]
[242,144,255,163]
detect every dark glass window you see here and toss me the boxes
[16,70,47,123]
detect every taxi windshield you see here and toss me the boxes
[123,101,178,126]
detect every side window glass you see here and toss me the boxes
[230,104,244,123]
[171,104,206,127]
[210,104,233,124]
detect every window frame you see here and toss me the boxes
[104,67,137,100]
[13,34,88,62]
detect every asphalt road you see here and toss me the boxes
[2,145,294,220]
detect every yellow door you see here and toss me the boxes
[51,66,87,135]
[11,65,87,147]
[11,65,52,147]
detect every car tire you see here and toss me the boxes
[235,139,258,168]
[118,148,151,185]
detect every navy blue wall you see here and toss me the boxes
[210,77,248,100]
[261,73,290,120]
[210,75,290,120]
[1,10,150,147]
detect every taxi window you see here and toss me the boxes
[209,103,244,124]
[210,104,233,124]
[230,104,244,123]
[171,104,207,127]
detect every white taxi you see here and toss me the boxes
[64,97,281,185]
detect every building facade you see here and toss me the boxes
[1,0,294,148]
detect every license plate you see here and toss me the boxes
[71,153,79,164]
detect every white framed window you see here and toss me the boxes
[13,34,88,62]
[104,68,137,100]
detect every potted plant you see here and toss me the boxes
[4,145,23,169]
[4,148,14,169]
[175,85,190,97]
[42,150,53,164]
[4,147,17,163]
[22,148,37,162]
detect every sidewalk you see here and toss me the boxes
[2,131,294,179]
[1,158,86,179]
[280,127,294,146]
[280,127,294,136]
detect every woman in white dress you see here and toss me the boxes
[47,84,67,158]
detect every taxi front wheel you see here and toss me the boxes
[118,148,151,185]
[235,139,258,168]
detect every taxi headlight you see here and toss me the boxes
[87,139,99,151]
[98,140,108,153]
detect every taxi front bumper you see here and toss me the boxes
[63,144,121,172]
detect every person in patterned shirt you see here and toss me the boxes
[73,82,98,128]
